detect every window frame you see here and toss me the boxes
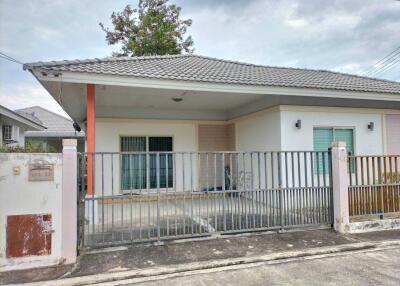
[2,125,13,141]
[313,126,356,174]
[119,135,174,192]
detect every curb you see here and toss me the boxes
[17,240,400,286]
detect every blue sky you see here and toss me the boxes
[1,0,400,116]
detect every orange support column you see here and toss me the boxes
[87,84,95,196]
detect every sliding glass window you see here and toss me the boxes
[121,136,173,190]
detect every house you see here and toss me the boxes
[15,106,86,152]
[23,54,400,196]
[21,54,400,246]
[0,105,45,147]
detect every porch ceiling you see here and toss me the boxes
[41,80,400,125]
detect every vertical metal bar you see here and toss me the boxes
[182,153,186,235]
[206,153,210,232]
[230,153,234,230]
[91,153,95,241]
[80,154,85,247]
[284,152,289,225]
[316,152,321,223]
[111,154,115,242]
[271,152,275,226]
[258,152,262,228]
[129,153,133,241]
[250,152,255,228]
[166,153,169,236]
[101,154,105,243]
[222,153,226,232]
[146,152,150,239]
[297,152,302,224]
[244,152,248,229]
[139,153,143,240]
[156,153,160,241]
[264,152,269,227]
[304,152,309,224]
[310,152,315,224]
[214,153,217,231]
[278,152,283,228]
[322,152,327,222]
[120,153,124,242]
[190,153,194,234]
[173,153,177,236]
[198,153,201,234]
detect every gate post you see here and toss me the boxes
[331,142,350,233]
[61,139,77,264]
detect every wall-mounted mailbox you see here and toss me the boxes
[13,166,20,175]
[28,164,54,181]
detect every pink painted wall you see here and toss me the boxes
[386,114,400,155]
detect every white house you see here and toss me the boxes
[23,55,400,196]
[0,105,46,147]
[15,106,86,152]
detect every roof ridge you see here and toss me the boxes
[23,54,193,69]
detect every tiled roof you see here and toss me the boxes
[24,54,400,94]
[15,106,85,138]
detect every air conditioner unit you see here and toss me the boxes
[3,125,20,142]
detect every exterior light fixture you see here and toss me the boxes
[172,97,183,102]
[368,122,374,131]
[172,90,187,102]
[295,119,301,129]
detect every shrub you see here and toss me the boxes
[0,143,57,153]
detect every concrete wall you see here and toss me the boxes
[235,108,281,151]
[280,106,384,155]
[0,153,63,271]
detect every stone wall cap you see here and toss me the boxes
[331,141,347,148]
[62,139,77,147]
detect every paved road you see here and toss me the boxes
[129,247,400,286]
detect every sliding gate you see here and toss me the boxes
[78,151,333,248]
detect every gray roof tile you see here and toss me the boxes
[24,54,400,94]
[15,106,85,138]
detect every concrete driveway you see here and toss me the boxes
[130,247,400,286]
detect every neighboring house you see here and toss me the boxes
[23,54,400,195]
[0,105,45,147]
[15,106,85,152]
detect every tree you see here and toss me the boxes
[99,0,194,56]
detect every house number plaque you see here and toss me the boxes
[28,164,54,181]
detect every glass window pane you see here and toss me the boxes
[149,137,173,188]
[313,128,333,174]
[120,137,146,190]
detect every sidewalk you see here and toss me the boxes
[1,228,399,285]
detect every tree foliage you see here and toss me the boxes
[100,0,194,56]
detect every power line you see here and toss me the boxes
[366,54,400,76]
[368,57,400,77]
[362,45,400,76]
[0,52,23,65]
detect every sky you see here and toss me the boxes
[1,0,400,117]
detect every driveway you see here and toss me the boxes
[130,247,400,286]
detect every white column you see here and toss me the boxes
[331,141,350,233]
[61,139,77,264]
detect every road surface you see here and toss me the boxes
[128,247,400,286]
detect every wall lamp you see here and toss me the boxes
[295,119,301,129]
[367,122,374,131]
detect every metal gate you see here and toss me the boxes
[78,151,333,248]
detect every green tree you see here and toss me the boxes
[100,0,194,56]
